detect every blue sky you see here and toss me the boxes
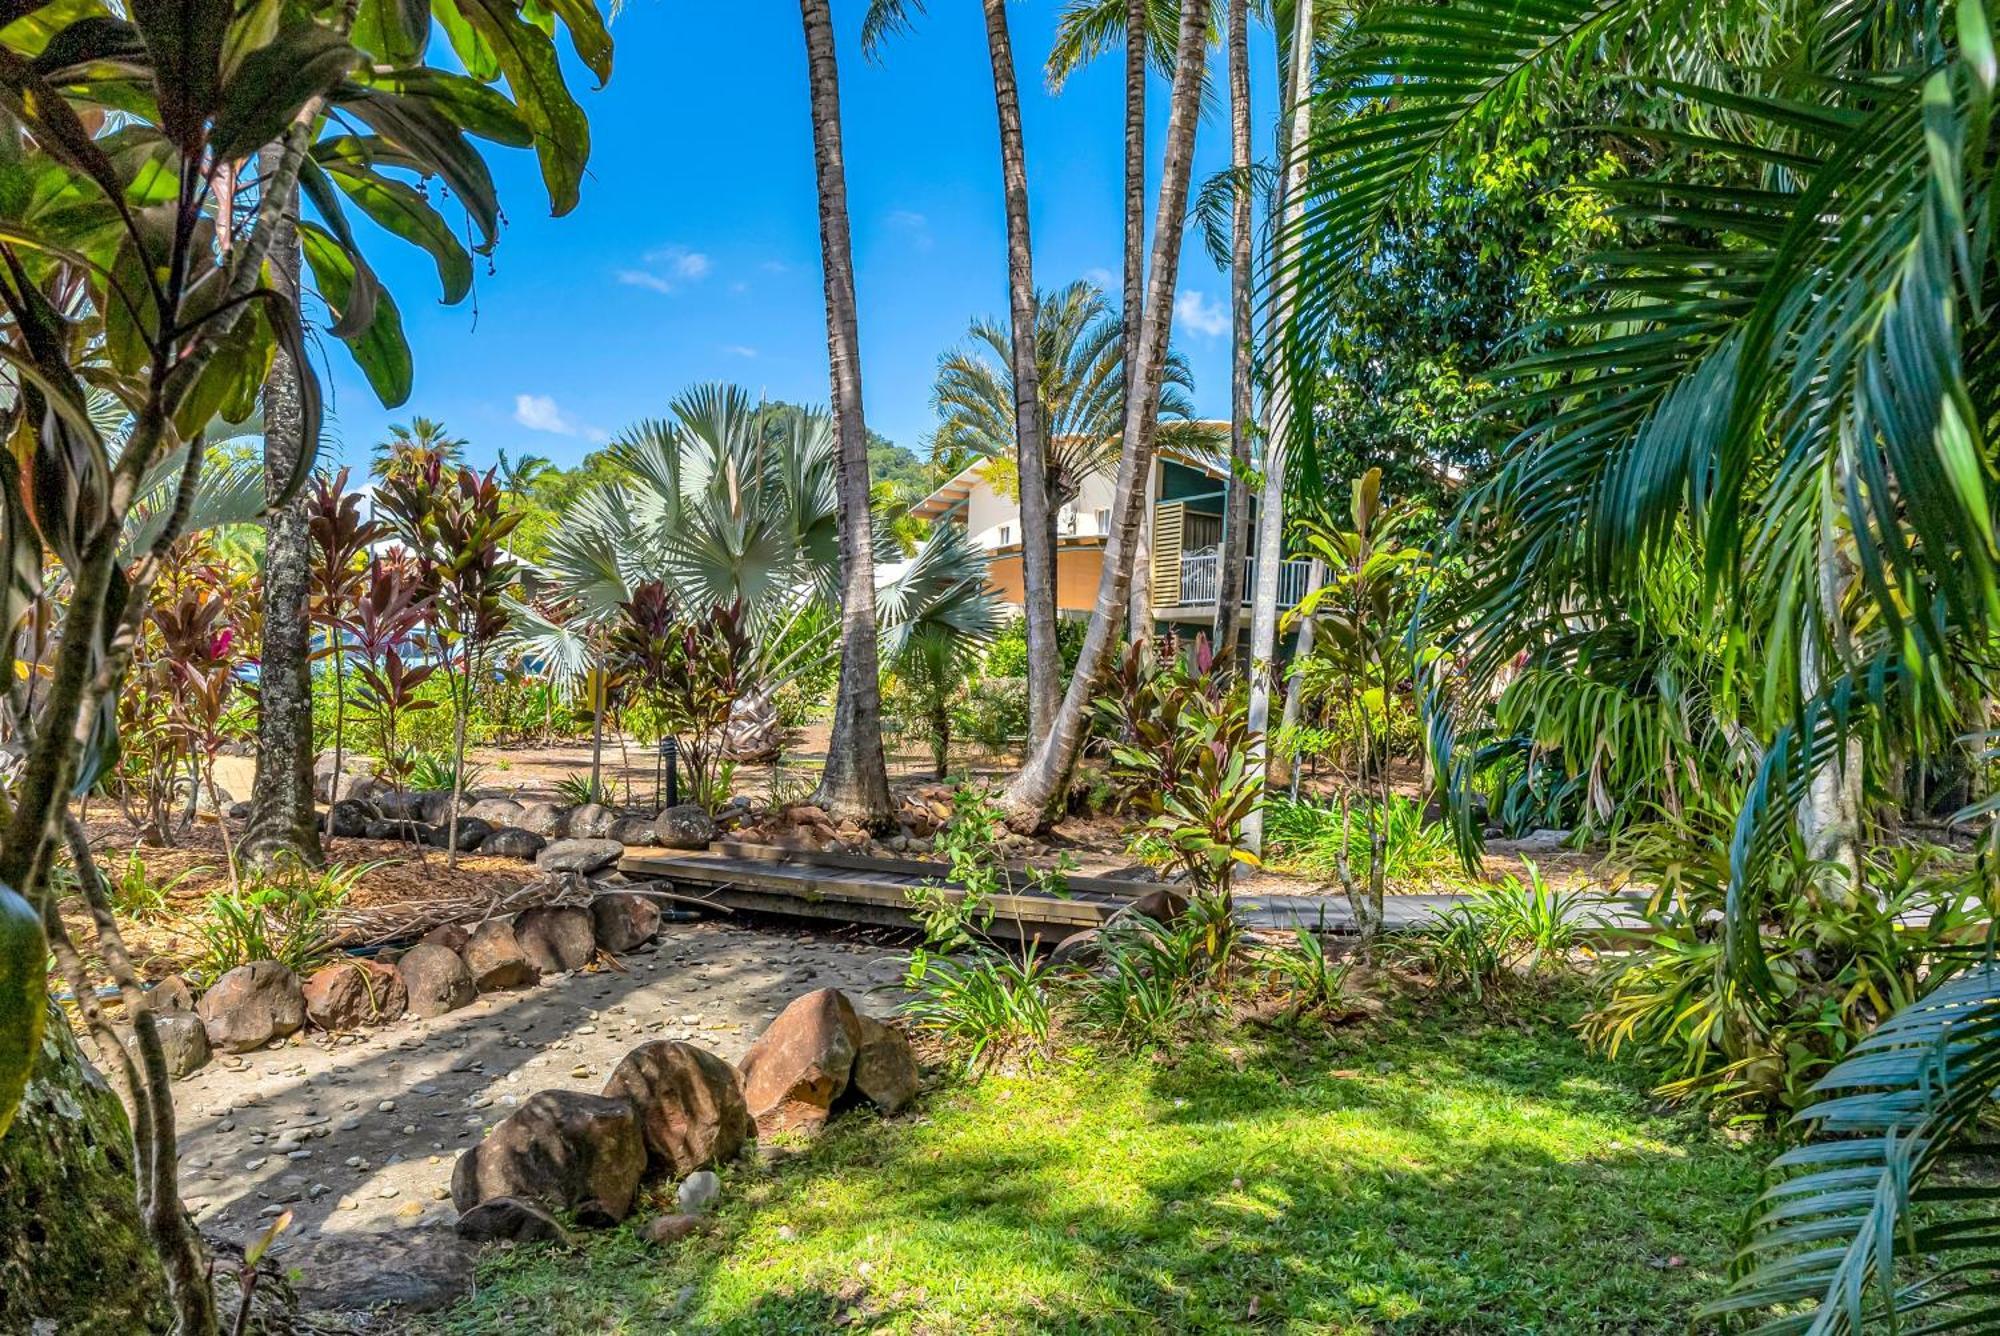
[317,2,1279,473]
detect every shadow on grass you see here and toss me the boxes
[422,1004,1764,1335]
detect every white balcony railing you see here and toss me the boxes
[1177,551,1313,608]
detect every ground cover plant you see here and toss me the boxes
[424,1005,1761,1334]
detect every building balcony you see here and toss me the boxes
[1172,550,1314,609]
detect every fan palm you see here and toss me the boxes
[1285,0,2000,1327]
[507,384,1001,790]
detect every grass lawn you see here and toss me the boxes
[425,1001,1764,1334]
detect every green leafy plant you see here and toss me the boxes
[193,860,372,981]
[1263,795,1459,884]
[554,773,611,807]
[902,945,1055,1072]
[109,850,202,923]
[408,752,488,796]
[1391,904,1510,1003]
[1476,859,1602,978]
[1078,892,1241,1050]
[1262,927,1355,1017]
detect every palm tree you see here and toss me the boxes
[799,0,894,826]
[1211,0,1255,661]
[931,278,1201,574]
[878,523,1005,776]
[1048,0,1195,644]
[507,386,995,802]
[370,416,467,483]
[1003,0,1216,829]
[866,0,1062,745]
[1240,0,1314,857]
[1286,0,2000,1324]
[243,174,321,869]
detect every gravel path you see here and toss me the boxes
[171,919,910,1322]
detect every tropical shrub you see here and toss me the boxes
[193,861,371,981]
[1263,795,1458,884]
[902,947,1055,1072]
[955,676,1030,751]
[1075,892,1240,1049]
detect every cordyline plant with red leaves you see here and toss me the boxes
[114,540,253,847]
[343,563,438,839]
[1095,634,1264,909]
[308,468,388,839]
[609,585,752,812]
[377,458,519,863]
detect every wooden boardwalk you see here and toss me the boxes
[617,842,1524,942]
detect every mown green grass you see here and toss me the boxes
[425,1004,1762,1334]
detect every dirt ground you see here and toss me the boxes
[168,918,911,1323]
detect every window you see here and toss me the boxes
[1095,508,1111,533]
[998,525,1012,546]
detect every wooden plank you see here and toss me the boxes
[620,846,1115,935]
[625,842,1161,902]
[1151,501,1185,606]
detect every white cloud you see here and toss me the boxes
[514,393,607,442]
[1083,266,1116,290]
[617,244,712,294]
[885,209,933,251]
[1173,288,1229,338]
[721,344,759,359]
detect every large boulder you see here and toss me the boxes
[848,1016,919,1115]
[419,816,492,852]
[513,906,596,974]
[655,804,717,851]
[397,944,476,1018]
[370,789,428,823]
[416,790,457,825]
[314,752,377,804]
[567,803,618,840]
[465,797,524,827]
[327,798,374,839]
[126,1013,210,1080]
[463,920,540,992]
[536,838,624,876]
[148,974,197,1017]
[302,958,408,1032]
[420,923,470,954]
[601,1041,751,1177]
[517,802,571,838]
[590,893,662,954]
[451,1091,645,1227]
[479,827,546,860]
[737,988,863,1137]
[196,960,305,1053]
[2,1003,169,1332]
[606,816,658,848]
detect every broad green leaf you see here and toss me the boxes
[353,65,531,146]
[208,23,359,162]
[300,219,411,405]
[335,87,501,248]
[127,0,231,149]
[324,158,472,302]
[539,0,609,85]
[432,0,497,81]
[351,0,428,66]
[456,0,588,215]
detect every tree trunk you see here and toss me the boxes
[1242,0,1315,859]
[802,0,894,828]
[1123,0,1153,646]
[242,165,324,870]
[1002,0,1214,830]
[0,1002,172,1333]
[1271,556,1324,790]
[984,0,1060,742]
[1799,488,1862,900]
[1213,0,1255,663]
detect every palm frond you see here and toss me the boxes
[1708,959,2000,1335]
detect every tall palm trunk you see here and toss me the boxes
[1123,0,1153,645]
[1212,0,1254,663]
[243,162,324,869]
[1242,0,1314,858]
[982,0,1060,743]
[1271,555,1324,790]
[1002,0,1214,830]
[801,0,893,827]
